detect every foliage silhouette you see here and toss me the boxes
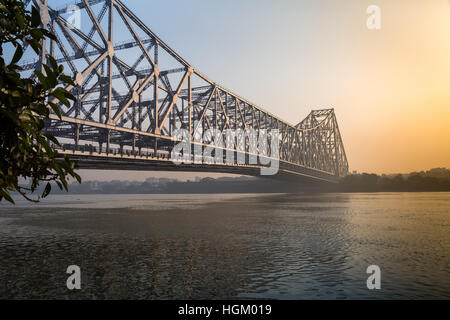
[0,0,80,203]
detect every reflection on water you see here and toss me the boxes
[0,193,449,299]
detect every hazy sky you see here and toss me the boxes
[40,1,450,179]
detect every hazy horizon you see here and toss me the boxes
[75,166,450,182]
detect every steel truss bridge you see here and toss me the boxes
[23,0,349,183]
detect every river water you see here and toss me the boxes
[0,192,449,299]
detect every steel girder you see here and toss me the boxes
[22,0,349,181]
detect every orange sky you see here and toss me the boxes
[244,0,450,174]
[336,0,450,173]
[155,0,450,175]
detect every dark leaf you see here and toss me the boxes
[51,88,70,107]
[11,45,23,65]
[42,182,51,198]
[44,133,61,146]
[43,64,57,87]
[34,70,49,89]
[31,6,41,27]
[73,172,82,184]
[49,102,62,119]
[47,55,58,70]
[0,190,14,204]
[59,74,75,86]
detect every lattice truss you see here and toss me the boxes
[20,0,349,178]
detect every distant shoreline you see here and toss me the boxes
[32,190,450,195]
[13,168,450,197]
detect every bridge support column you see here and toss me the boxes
[37,0,48,73]
[188,73,193,162]
[153,43,159,135]
[75,124,80,148]
[106,0,113,124]
[106,129,110,155]
[138,94,142,131]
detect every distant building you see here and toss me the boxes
[159,178,172,184]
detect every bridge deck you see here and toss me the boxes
[58,149,340,183]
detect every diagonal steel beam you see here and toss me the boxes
[114,3,155,67]
[193,88,215,135]
[157,69,191,132]
[81,0,108,46]
[82,1,108,51]
[49,51,109,105]
[112,71,155,123]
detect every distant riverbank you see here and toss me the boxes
[329,168,450,193]
[9,168,450,197]
[29,168,450,195]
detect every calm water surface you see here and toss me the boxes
[0,192,449,299]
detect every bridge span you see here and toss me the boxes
[24,0,349,183]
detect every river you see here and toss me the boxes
[0,192,449,299]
